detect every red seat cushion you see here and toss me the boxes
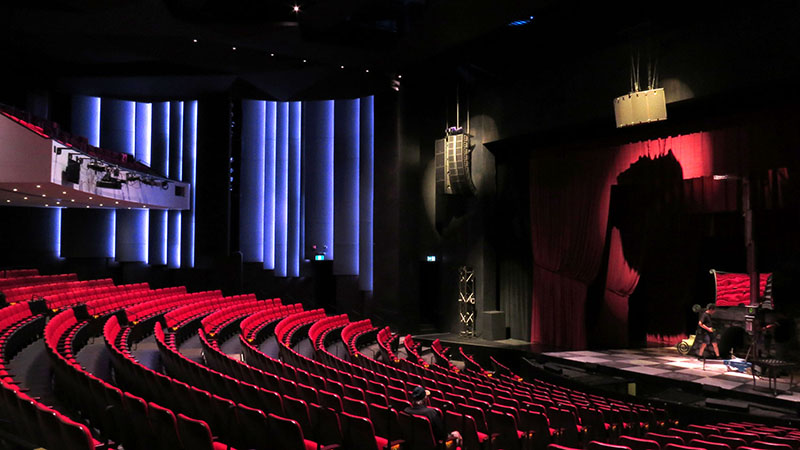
[477,431,489,442]
[376,436,389,448]
[305,439,319,450]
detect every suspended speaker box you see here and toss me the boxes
[443,132,475,195]
[613,88,667,128]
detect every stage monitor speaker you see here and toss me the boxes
[543,362,563,375]
[442,132,475,195]
[705,398,750,413]
[614,88,667,128]
[482,310,505,340]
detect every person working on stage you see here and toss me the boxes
[697,303,720,359]
[405,386,462,446]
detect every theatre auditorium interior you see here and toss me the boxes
[5,2,800,450]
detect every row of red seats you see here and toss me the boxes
[0,273,77,290]
[42,298,229,450]
[376,326,400,363]
[162,293,234,330]
[239,304,303,342]
[149,317,341,449]
[403,333,426,365]
[2,278,113,304]
[341,319,375,356]
[309,314,348,349]
[200,296,280,337]
[274,308,326,347]
[45,281,144,311]
[0,268,38,278]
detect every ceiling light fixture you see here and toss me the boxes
[12,188,17,192]
[270,53,275,57]
[340,65,344,69]
[193,39,198,43]
[36,185,41,188]
[232,46,237,51]
[292,5,300,13]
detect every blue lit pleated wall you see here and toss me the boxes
[334,98,359,276]
[359,96,374,290]
[149,102,170,265]
[239,96,373,289]
[66,96,195,267]
[241,100,266,262]
[274,103,289,277]
[287,102,302,277]
[263,102,277,270]
[304,100,335,262]
[181,101,197,268]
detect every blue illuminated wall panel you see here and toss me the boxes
[135,103,152,166]
[333,99,360,275]
[359,96,374,291]
[116,210,149,262]
[167,210,181,269]
[274,103,289,277]
[152,102,170,176]
[181,100,197,268]
[287,102,302,277]
[169,101,184,181]
[100,99,135,155]
[263,102,277,270]
[303,100,334,262]
[240,100,266,262]
[149,210,168,265]
[71,95,100,147]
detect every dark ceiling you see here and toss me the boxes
[3,1,796,101]
[3,0,554,100]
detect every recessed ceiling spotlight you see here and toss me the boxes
[12,188,17,192]
[86,205,90,208]
[232,46,237,51]
[62,191,67,195]
[193,39,198,43]
[127,207,131,210]
[115,201,119,204]
[302,59,307,63]
[270,53,275,57]
[23,196,28,200]
[45,204,49,207]
[71,199,75,202]
[340,65,344,69]
[398,75,402,79]
[56,201,60,205]
[292,5,300,13]
[365,69,369,73]
[5,200,9,203]
[89,197,93,200]
[42,194,46,197]
[36,185,41,188]
[99,203,103,207]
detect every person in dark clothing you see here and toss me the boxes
[404,386,462,445]
[697,303,720,359]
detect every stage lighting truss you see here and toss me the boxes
[458,266,476,337]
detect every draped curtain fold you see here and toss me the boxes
[529,151,615,349]
[529,125,763,350]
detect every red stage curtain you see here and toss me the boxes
[530,127,755,349]
[529,150,615,349]
[599,227,640,347]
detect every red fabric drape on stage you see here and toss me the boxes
[528,122,792,349]
[529,151,614,349]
